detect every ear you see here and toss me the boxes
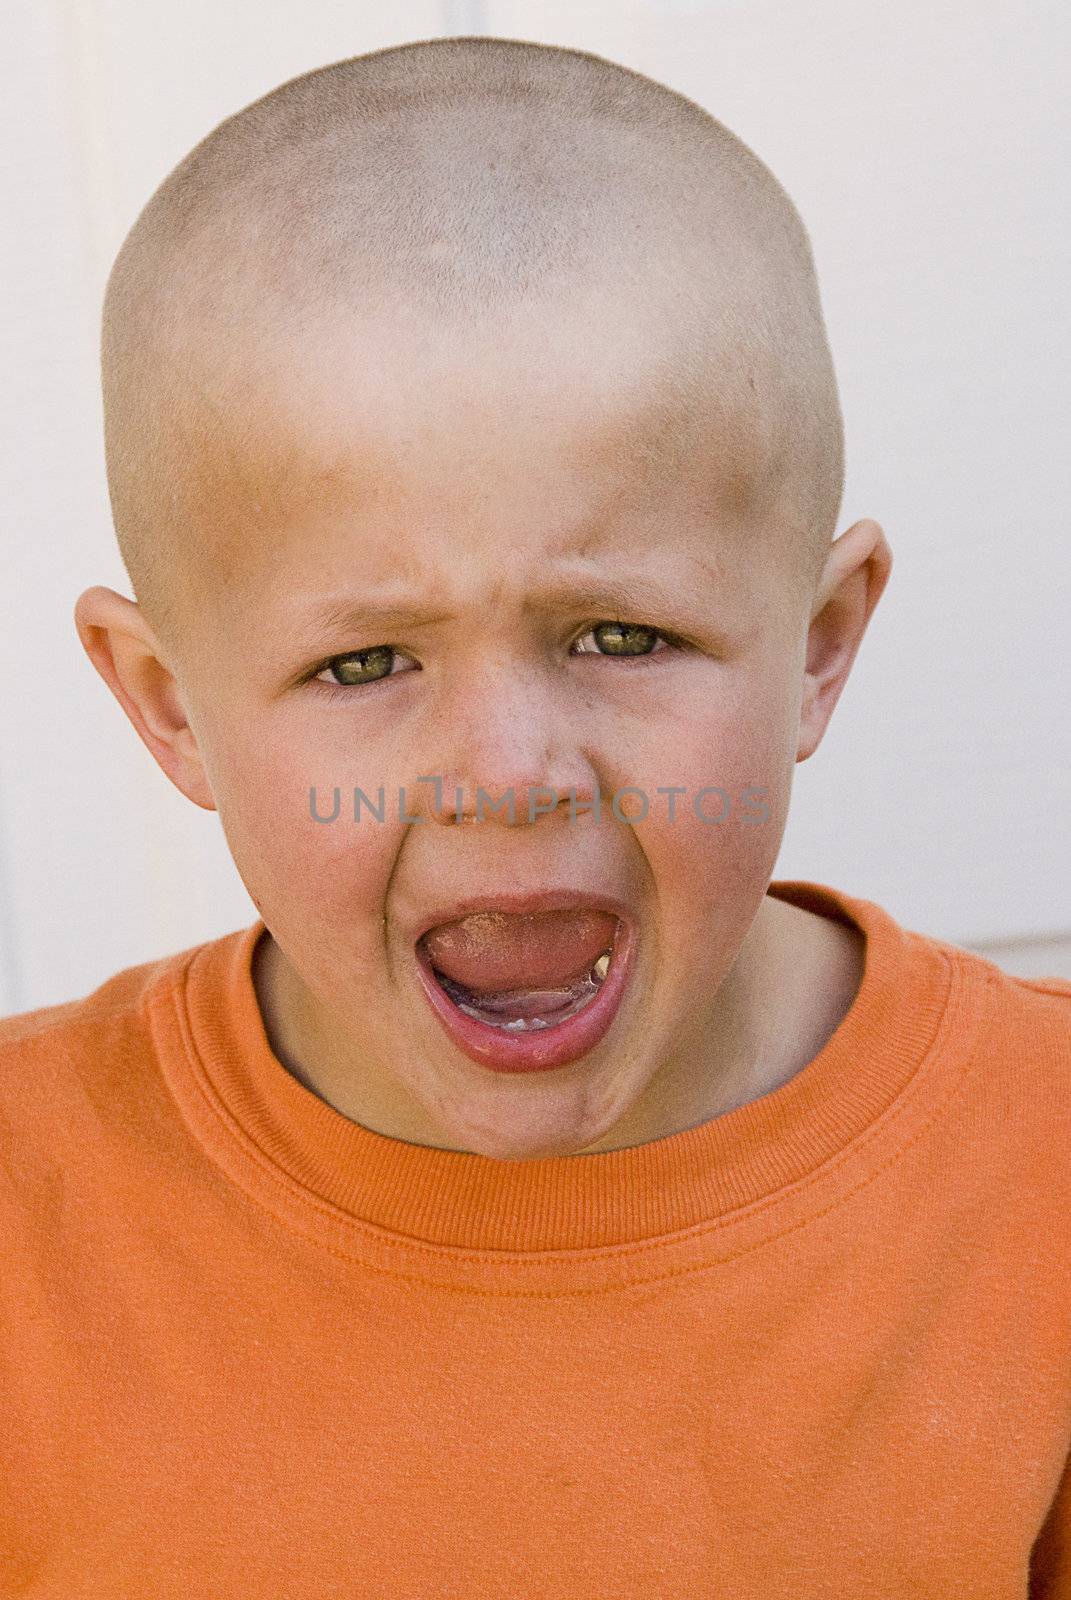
[74,586,216,811]
[797,518,893,763]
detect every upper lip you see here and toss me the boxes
[409,887,633,947]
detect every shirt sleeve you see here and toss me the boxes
[1032,1452,1071,1598]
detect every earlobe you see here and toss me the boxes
[796,519,893,764]
[73,586,217,812]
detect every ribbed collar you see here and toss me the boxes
[160,881,955,1255]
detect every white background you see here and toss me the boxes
[2,0,1068,1016]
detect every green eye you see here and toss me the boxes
[319,647,397,686]
[579,621,663,656]
[312,621,676,693]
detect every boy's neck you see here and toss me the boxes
[737,894,865,1110]
[250,891,865,1155]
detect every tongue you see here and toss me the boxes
[419,908,618,994]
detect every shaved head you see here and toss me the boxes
[100,36,844,648]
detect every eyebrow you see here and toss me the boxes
[295,566,720,642]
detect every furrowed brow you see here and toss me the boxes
[290,563,720,647]
[296,595,455,641]
[526,571,689,619]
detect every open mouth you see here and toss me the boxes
[429,945,613,1032]
[411,905,634,1074]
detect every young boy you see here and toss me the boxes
[3,34,1069,1598]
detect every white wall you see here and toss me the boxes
[2,0,1068,1017]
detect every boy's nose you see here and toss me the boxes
[413,664,597,826]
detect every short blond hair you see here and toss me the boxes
[101,36,844,643]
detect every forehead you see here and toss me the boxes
[173,294,772,602]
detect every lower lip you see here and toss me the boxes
[413,919,636,1074]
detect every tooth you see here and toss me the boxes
[591,952,610,982]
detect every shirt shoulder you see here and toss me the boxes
[0,946,180,1041]
[926,937,1071,1145]
[944,941,1071,1040]
[0,940,212,1191]
[0,942,198,1079]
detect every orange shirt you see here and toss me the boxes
[2,880,1070,1597]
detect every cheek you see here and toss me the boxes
[612,680,797,917]
[202,722,403,950]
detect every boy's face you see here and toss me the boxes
[80,292,888,1159]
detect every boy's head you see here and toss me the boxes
[77,37,891,1159]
